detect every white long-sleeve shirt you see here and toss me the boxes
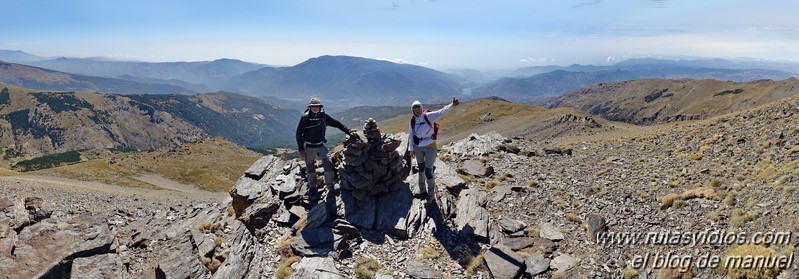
[408,102,454,151]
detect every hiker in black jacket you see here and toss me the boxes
[296,98,357,200]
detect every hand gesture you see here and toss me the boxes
[299,150,306,158]
[350,129,359,137]
[410,151,416,159]
[453,97,460,106]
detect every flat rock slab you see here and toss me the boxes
[539,223,564,241]
[525,252,550,276]
[406,260,443,279]
[290,256,345,279]
[483,244,524,279]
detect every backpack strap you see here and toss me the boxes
[423,113,432,127]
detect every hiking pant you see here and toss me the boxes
[304,144,335,189]
[413,145,437,194]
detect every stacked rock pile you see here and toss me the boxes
[337,118,408,200]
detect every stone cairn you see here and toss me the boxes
[336,118,408,200]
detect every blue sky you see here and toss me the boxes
[2,0,798,70]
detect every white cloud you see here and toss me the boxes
[606,56,615,62]
[377,58,429,66]
[520,57,550,63]
[747,25,799,34]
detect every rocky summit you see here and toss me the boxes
[2,95,799,279]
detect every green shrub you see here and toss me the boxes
[14,150,81,171]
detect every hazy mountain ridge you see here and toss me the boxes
[223,55,466,106]
[538,77,799,125]
[513,57,799,77]
[26,57,266,90]
[0,61,194,94]
[474,66,794,103]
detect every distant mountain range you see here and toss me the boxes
[473,60,796,102]
[27,57,265,90]
[2,50,799,109]
[0,61,194,94]
[222,55,467,108]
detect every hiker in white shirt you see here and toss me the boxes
[408,97,459,199]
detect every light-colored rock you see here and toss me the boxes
[290,256,345,279]
[539,223,564,241]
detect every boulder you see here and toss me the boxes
[212,221,267,279]
[406,260,443,279]
[455,189,491,243]
[539,223,564,241]
[459,160,494,177]
[498,217,527,234]
[290,256,345,279]
[483,244,524,279]
[586,214,608,243]
[525,252,550,277]
[444,132,508,156]
[154,230,207,279]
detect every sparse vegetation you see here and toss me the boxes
[214,235,223,247]
[464,253,485,278]
[719,245,779,279]
[30,92,93,113]
[417,246,441,261]
[276,235,298,257]
[730,208,757,229]
[622,267,639,279]
[354,257,380,279]
[498,172,514,181]
[713,88,744,97]
[565,213,582,223]
[38,138,261,191]
[644,88,669,103]
[276,256,301,279]
[484,180,500,189]
[0,87,10,105]
[14,151,81,172]
[661,187,718,208]
[661,193,682,208]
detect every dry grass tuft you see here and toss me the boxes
[417,246,442,261]
[718,245,779,279]
[730,208,758,229]
[660,193,683,208]
[623,268,639,279]
[484,180,500,190]
[681,187,717,200]
[276,236,297,257]
[565,213,582,223]
[354,257,381,279]
[658,267,694,279]
[464,253,485,278]
[276,256,301,279]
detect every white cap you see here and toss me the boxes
[411,100,422,109]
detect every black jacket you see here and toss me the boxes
[295,110,350,151]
